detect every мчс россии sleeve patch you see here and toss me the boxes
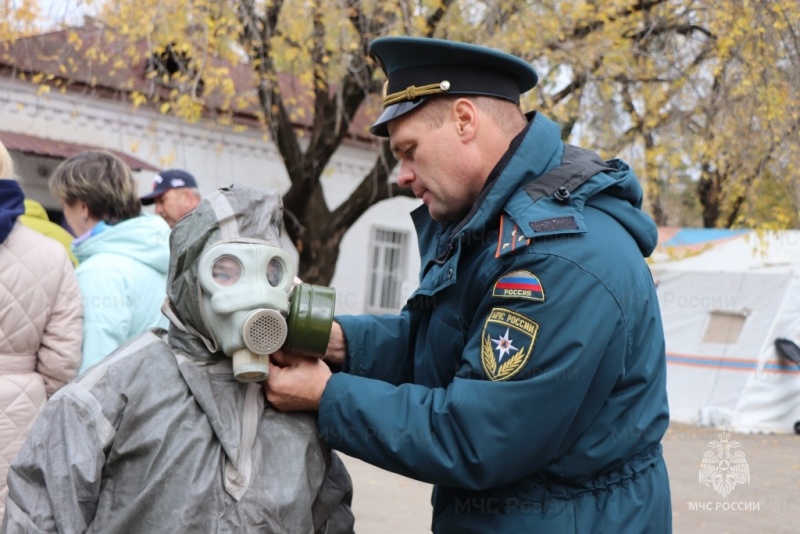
[481,307,539,381]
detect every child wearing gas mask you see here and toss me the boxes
[3,186,354,533]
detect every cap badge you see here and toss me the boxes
[383,80,451,108]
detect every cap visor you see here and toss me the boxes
[369,99,427,137]
[140,193,160,205]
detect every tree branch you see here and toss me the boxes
[724,119,800,227]
[552,0,670,48]
[329,141,413,232]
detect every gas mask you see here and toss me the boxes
[198,241,335,382]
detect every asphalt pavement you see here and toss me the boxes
[340,422,799,533]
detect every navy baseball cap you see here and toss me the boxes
[368,37,539,137]
[140,169,198,205]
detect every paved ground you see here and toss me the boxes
[340,422,799,533]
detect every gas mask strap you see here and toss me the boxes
[206,189,240,239]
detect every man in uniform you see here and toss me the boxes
[266,37,672,532]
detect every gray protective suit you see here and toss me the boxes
[2,186,354,533]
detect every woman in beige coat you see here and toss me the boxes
[0,142,83,522]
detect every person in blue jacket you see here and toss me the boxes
[49,150,171,373]
[267,36,672,533]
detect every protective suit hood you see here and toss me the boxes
[164,185,284,360]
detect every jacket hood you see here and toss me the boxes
[22,198,48,221]
[164,185,284,360]
[19,198,79,266]
[581,158,658,256]
[73,213,170,270]
[451,113,658,258]
[0,179,25,242]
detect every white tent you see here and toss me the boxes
[650,228,800,434]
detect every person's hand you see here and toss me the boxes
[266,349,332,411]
[322,321,346,367]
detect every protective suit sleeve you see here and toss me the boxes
[77,267,132,372]
[3,387,112,533]
[319,258,626,490]
[335,311,412,384]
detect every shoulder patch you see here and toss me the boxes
[495,214,531,258]
[492,270,545,302]
[481,308,539,381]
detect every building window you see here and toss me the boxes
[366,227,408,313]
[702,310,748,344]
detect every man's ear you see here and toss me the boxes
[453,98,478,141]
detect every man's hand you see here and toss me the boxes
[322,321,346,366]
[266,350,332,411]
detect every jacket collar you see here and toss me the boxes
[413,112,564,266]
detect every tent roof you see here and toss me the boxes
[651,227,800,273]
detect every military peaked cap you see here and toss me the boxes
[368,36,538,137]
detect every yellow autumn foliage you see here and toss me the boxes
[2,0,798,235]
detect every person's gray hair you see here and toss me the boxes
[184,187,203,201]
[49,150,141,224]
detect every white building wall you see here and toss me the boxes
[0,75,422,314]
[1,76,290,199]
[330,197,422,316]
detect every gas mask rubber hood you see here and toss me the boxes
[163,185,334,381]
